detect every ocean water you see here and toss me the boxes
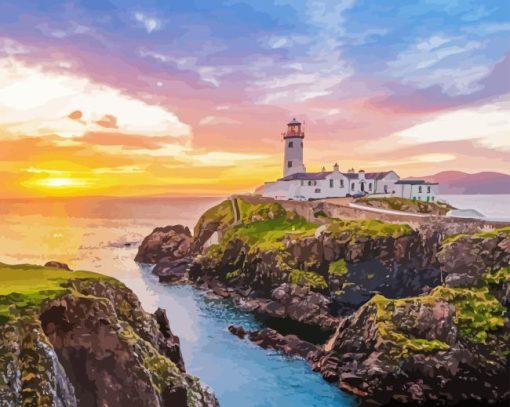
[0,196,353,407]
[439,194,510,221]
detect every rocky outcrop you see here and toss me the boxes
[0,265,218,407]
[228,325,318,360]
[235,283,339,330]
[135,225,192,264]
[154,257,193,283]
[438,230,510,287]
[45,261,71,270]
[313,288,510,405]
[137,196,510,406]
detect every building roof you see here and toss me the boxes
[288,118,301,125]
[278,172,331,181]
[279,170,400,182]
[395,179,438,185]
[365,171,394,180]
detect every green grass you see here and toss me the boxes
[0,263,116,323]
[482,266,510,286]
[327,219,414,239]
[204,199,319,257]
[442,226,510,245]
[328,259,348,276]
[193,199,235,237]
[289,270,328,289]
[356,197,454,215]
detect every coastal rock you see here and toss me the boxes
[0,265,219,407]
[314,287,509,405]
[154,257,193,283]
[438,232,510,287]
[227,325,247,338]
[228,325,318,360]
[44,261,71,270]
[135,224,192,264]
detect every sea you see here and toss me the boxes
[0,194,508,406]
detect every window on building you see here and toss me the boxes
[329,179,333,188]
[351,183,355,190]
[418,186,422,193]
[287,161,292,168]
[315,188,321,193]
[300,180,304,186]
[288,141,293,148]
[427,186,431,193]
[313,181,317,186]
[308,181,312,186]
[340,179,344,188]
[384,185,388,193]
[369,183,372,191]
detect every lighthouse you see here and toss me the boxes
[283,118,306,177]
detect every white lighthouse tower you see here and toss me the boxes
[283,118,306,177]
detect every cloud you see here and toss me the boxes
[0,58,191,138]
[395,98,510,150]
[199,116,241,126]
[95,114,118,129]
[387,35,488,95]
[188,151,269,166]
[134,13,162,33]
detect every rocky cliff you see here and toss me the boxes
[136,196,510,405]
[0,263,218,407]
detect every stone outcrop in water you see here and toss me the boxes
[0,263,218,407]
[138,196,510,406]
[228,325,318,360]
[135,225,193,264]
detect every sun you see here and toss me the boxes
[38,178,88,188]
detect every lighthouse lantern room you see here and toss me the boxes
[283,118,306,177]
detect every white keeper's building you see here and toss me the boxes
[262,118,439,202]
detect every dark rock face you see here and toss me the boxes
[313,291,509,406]
[227,325,247,338]
[135,225,192,264]
[228,325,318,360]
[154,257,193,283]
[1,279,219,407]
[235,283,339,330]
[45,261,71,270]
[438,233,510,287]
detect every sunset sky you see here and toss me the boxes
[1,0,509,198]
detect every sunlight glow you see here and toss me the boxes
[38,178,89,188]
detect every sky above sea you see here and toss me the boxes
[0,0,509,198]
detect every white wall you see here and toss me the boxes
[283,137,305,177]
[395,184,438,202]
[374,172,400,194]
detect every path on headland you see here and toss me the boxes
[348,202,428,218]
[230,195,241,225]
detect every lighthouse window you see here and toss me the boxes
[287,161,292,168]
[340,179,344,188]
[369,183,372,191]
[288,141,294,148]
[351,183,355,190]
[329,179,333,188]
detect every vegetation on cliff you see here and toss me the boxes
[326,219,413,239]
[0,263,218,407]
[356,196,454,215]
